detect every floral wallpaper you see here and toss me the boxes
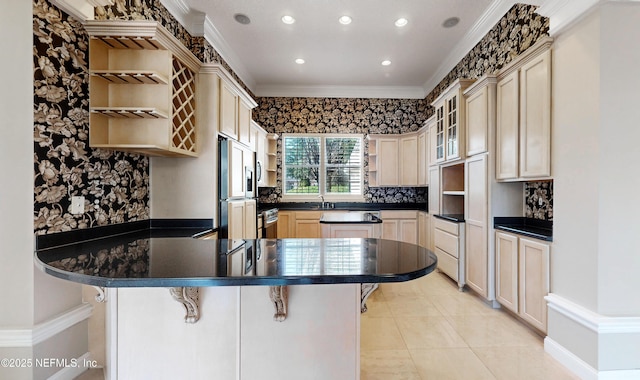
[34,0,150,235]
[525,181,553,221]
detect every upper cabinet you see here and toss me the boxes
[368,127,428,187]
[496,37,553,181]
[464,75,497,157]
[219,76,257,148]
[85,21,201,157]
[431,79,475,164]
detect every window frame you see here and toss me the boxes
[281,133,364,202]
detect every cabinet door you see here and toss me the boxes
[519,237,550,333]
[244,200,257,239]
[418,212,428,248]
[329,225,376,239]
[220,81,238,140]
[238,99,252,147]
[277,211,294,238]
[446,94,462,161]
[428,121,438,166]
[400,135,418,186]
[382,219,399,241]
[465,155,488,298]
[466,86,489,156]
[378,138,399,186]
[399,219,418,244]
[496,71,519,180]
[417,131,427,185]
[435,102,446,163]
[428,166,440,215]
[228,201,245,239]
[295,220,320,238]
[519,49,551,178]
[230,141,245,198]
[495,231,519,313]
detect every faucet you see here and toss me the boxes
[318,195,326,209]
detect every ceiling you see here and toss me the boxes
[170,0,520,98]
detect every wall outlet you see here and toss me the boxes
[71,196,84,214]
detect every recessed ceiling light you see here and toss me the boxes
[394,18,408,27]
[295,58,305,64]
[281,15,295,24]
[381,60,391,66]
[233,13,251,25]
[442,17,460,28]
[338,15,352,25]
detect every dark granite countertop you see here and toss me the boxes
[35,231,436,287]
[259,202,427,213]
[434,214,465,223]
[319,212,382,224]
[494,217,553,242]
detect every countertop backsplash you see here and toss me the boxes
[525,181,553,221]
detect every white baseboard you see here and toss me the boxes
[0,303,93,347]
[545,293,640,379]
[47,352,103,380]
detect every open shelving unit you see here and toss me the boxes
[441,163,465,215]
[367,137,378,187]
[85,21,201,157]
[266,133,279,187]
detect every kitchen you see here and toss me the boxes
[2,1,640,380]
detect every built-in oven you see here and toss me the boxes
[262,208,278,238]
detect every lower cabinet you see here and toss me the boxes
[228,199,257,239]
[433,218,465,290]
[381,210,417,244]
[495,231,550,333]
[417,211,430,248]
[276,211,294,238]
[321,223,381,238]
[294,211,323,238]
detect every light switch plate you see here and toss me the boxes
[71,196,84,214]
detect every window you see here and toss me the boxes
[282,134,363,200]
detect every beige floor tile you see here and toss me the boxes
[427,292,497,317]
[395,316,468,349]
[445,314,543,348]
[410,348,497,380]
[472,346,581,380]
[386,295,443,318]
[360,350,421,380]
[362,289,393,317]
[361,316,407,351]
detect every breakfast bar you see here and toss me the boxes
[35,230,436,380]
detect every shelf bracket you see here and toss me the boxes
[360,283,379,313]
[92,286,106,303]
[169,287,200,323]
[269,286,288,322]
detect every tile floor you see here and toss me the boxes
[76,272,579,380]
[360,271,580,380]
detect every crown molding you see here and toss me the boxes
[536,0,600,36]
[421,0,520,97]
[253,85,427,99]
[50,0,96,22]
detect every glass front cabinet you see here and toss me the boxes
[431,79,475,163]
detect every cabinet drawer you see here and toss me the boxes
[434,218,459,236]
[434,248,458,282]
[381,210,417,219]
[434,229,459,258]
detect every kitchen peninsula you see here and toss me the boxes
[35,227,436,380]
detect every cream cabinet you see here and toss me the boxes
[417,125,430,185]
[431,79,475,164]
[464,155,488,297]
[381,210,417,244]
[495,231,550,333]
[218,74,257,147]
[400,135,418,186]
[254,122,267,187]
[368,137,399,186]
[238,99,252,147]
[464,76,496,157]
[433,217,465,290]
[496,37,552,181]
[417,211,430,249]
[85,21,200,157]
[228,199,257,239]
[322,223,381,239]
[294,211,323,238]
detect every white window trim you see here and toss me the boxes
[281,133,365,202]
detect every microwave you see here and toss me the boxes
[245,166,254,198]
